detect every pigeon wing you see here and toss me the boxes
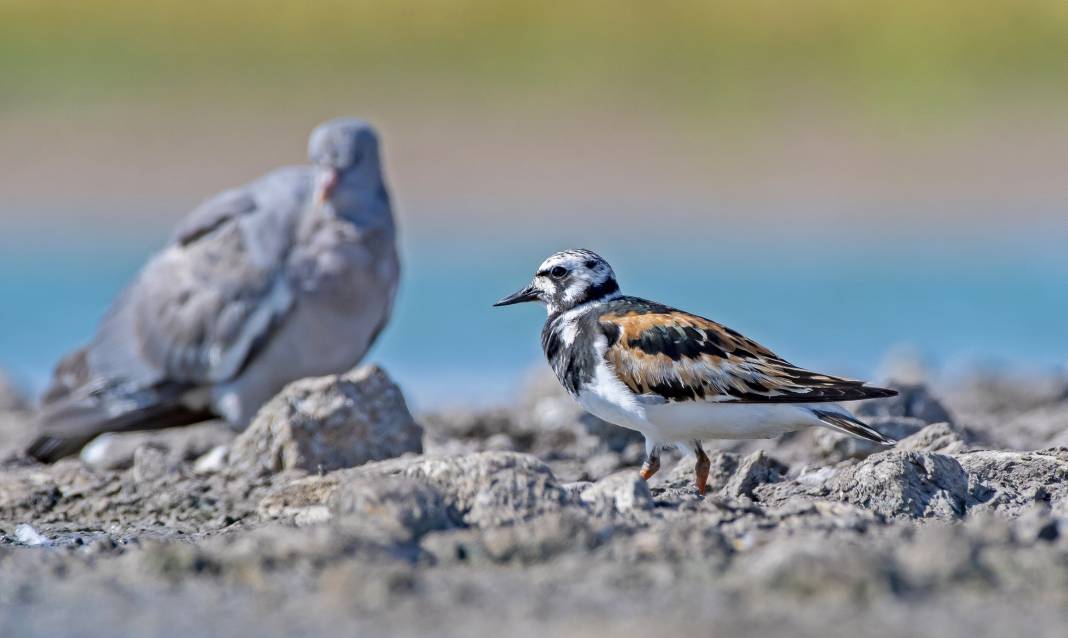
[80,170,314,391]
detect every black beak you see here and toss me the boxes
[493,283,539,307]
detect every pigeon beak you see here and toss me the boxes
[494,283,540,307]
[314,169,339,206]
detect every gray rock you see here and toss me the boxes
[330,477,451,539]
[231,365,422,474]
[956,449,1068,516]
[477,511,605,563]
[579,470,653,514]
[131,444,177,483]
[897,422,969,454]
[257,451,569,530]
[258,473,341,523]
[828,451,969,519]
[723,450,787,498]
[683,445,1068,524]
[350,451,569,528]
[12,361,1068,638]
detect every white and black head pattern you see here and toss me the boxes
[494,249,620,315]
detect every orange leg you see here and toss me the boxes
[639,446,661,481]
[693,441,711,495]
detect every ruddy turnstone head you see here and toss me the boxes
[496,249,898,496]
[493,248,620,315]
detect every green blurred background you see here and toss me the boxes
[2,1,1067,406]
[4,1,1068,120]
[5,0,1068,212]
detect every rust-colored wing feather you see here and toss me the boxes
[599,307,896,404]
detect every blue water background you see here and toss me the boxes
[2,207,1066,411]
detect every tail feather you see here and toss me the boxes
[810,409,895,445]
[853,386,898,399]
[27,389,213,463]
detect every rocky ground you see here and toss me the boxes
[1,365,1068,637]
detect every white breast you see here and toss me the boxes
[574,335,650,434]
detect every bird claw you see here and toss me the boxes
[639,455,660,481]
[639,464,659,481]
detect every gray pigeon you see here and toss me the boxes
[27,118,400,462]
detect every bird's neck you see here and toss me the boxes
[541,299,604,397]
[546,279,620,319]
[328,173,393,231]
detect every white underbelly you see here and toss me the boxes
[575,363,652,433]
[642,401,823,441]
[578,389,648,433]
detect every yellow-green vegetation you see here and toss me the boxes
[2,0,1067,122]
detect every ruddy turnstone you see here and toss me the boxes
[495,249,897,494]
[27,118,399,462]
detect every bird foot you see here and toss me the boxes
[639,455,661,481]
[693,441,711,496]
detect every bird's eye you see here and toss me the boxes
[550,266,568,279]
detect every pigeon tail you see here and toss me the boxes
[27,388,213,463]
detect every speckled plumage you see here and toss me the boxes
[598,300,897,405]
[496,249,897,494]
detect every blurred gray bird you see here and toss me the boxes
[27,118,400,462]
